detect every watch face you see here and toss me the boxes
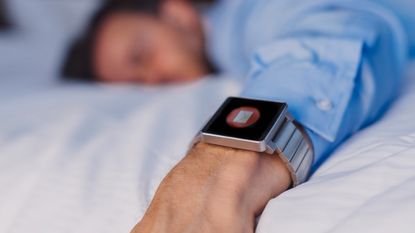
[202,97,286,141]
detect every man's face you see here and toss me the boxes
[93,6,208,85]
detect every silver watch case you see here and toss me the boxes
[199,104,288,154]
[192,98,314,187]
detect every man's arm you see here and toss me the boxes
[132,1,408,232]
[132,143,291,233]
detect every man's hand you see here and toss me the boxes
[131,142,291,233]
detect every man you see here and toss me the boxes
[63,0,414,232]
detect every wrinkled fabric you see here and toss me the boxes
[204,0,412,168]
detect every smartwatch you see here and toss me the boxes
[192,97,314,187]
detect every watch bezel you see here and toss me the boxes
[200,97,288,152]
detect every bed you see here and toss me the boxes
[1,1,415,232]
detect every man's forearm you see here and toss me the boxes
[131,142,291,233]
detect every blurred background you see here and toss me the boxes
[0,0,215,87]
[1,0,414,88]
[0,0,101,87]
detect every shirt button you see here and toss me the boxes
[316,99,333,111]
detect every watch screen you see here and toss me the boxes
[202,97,286,141]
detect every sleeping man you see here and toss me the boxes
[63,0,414,232]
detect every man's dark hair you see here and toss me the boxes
[0,0,12,30]
[61,0,162,81]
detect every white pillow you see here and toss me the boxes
[0,0,100,85]
[6,0,100,38]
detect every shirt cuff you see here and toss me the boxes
[241,38,363,142]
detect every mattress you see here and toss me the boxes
[1,1,415,232]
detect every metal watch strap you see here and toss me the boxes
[269,116,314,187]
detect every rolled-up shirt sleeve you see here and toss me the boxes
[241,1,409,168]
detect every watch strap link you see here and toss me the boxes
[270,116,314,187]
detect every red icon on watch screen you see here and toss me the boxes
[226,106,261,128]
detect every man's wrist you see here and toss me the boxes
[185,143,292,215]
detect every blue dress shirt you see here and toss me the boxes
[204,0,414,170]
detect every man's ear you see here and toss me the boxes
[159,0,202,34]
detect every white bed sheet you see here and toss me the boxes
[0,77,243,233]
[257,65,415,233]
[1,1,415,232]
[0,68,414,233]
